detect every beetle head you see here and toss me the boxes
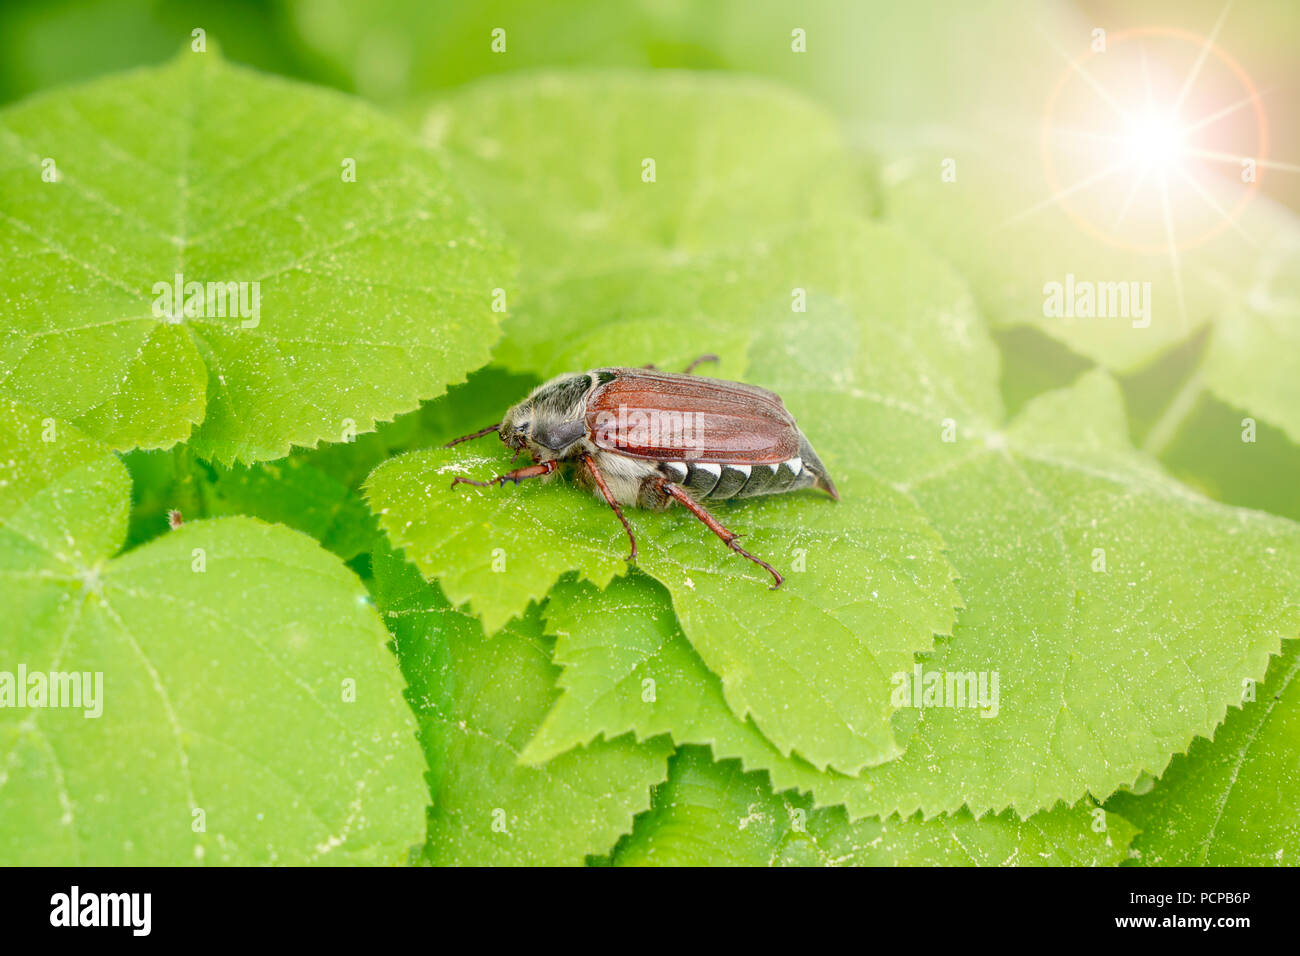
[498,373,593,459]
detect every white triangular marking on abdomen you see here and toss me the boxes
[785,457,803,475]
[727,464,751,479]
[698,462,722,478]
[664,461,688,481]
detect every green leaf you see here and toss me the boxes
[416,70,866,379]
[0,48,509,461]
[0,401,427,864]
[1108,639,1300,866]
[610,747,1136,867]
[369,544,670,866]
[523,572,870,805]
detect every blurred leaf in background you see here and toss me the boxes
[0,0,302,102]
[281,0,1061,133]
[283,0,715,101]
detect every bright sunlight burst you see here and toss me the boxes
[1008,4,1298,330]
[1122,110,1188,173]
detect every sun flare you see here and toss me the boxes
[1121,110,1188,173]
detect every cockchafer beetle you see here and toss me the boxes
[445,355,837,589]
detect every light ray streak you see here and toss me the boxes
[1171,2,1233,115]
[1177,167,1256,245]
[999,160,1132,228]
[1181,87,1271,136]
[1157,171,1188,332]
[1111,166,1149,231]
[1141,45,1155,112]
[1045,126,1133,146]
[1042,30,1131,122]
[1187,148,1300,173]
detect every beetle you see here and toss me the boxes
[445,355,837,588]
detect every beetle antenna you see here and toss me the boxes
[443,423,501,448]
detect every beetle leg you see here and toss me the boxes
[450,459,555,490]
[443,423,501,448]
[656,479,783,589]
[682,353,719,375]
[581,453,638,561]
